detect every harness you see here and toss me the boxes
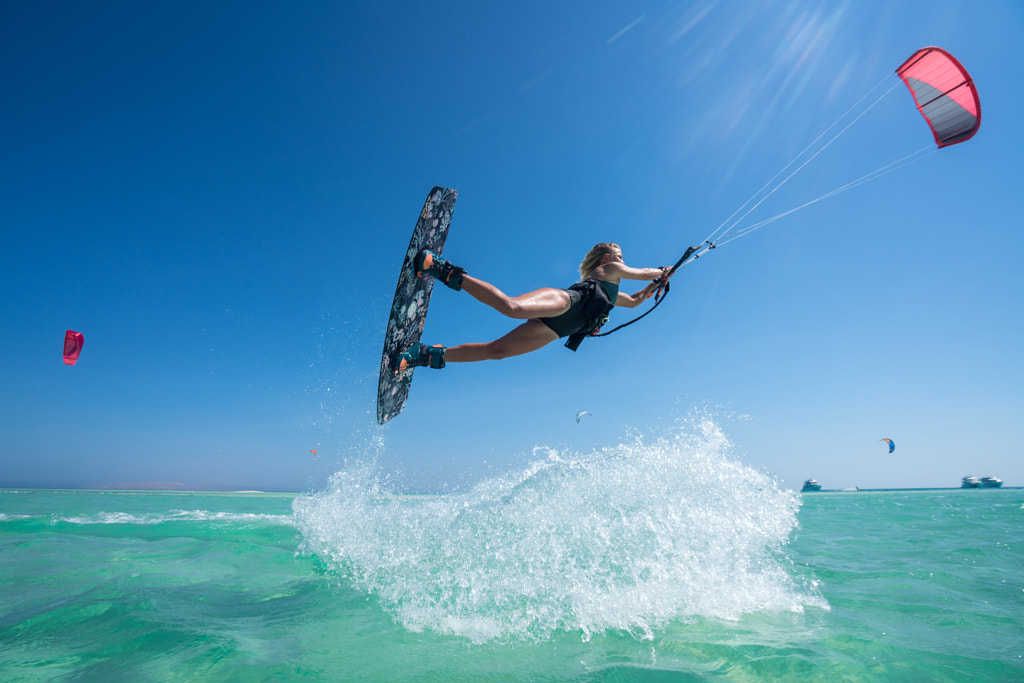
[564,279,617,351]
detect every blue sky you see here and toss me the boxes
[2,1,1021,492]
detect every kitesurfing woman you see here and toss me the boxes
[398,243,671,370]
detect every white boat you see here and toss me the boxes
[980,476,1003,488]
[801,479,822,492]
[961,476,982,488]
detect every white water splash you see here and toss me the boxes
[293,416,824,643]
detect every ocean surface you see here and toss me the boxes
[2,425,1022,681]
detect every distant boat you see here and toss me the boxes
[801,479,822,492]
[980,476,1003,488]
[961,476,982,488]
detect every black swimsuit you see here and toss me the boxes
[539,279,619,338]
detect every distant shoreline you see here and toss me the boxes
[2,485,1018,496]
[803,486,1020,493]
[0,487,302,494]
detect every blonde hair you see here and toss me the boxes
[579,242,621,280]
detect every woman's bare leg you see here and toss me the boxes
[445,320,559,362]
[460,275,572,319]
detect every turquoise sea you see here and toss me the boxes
[2,427,1022,681]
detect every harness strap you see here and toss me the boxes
[591,281,669,338]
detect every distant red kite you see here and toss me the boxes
[63,330,84,365]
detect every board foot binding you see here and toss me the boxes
[396,343,446,372]
[414,250,465,291]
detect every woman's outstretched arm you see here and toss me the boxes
[615,281,662,308]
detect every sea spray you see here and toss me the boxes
[293,416,824,643]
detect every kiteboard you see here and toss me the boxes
[376,186,458,424]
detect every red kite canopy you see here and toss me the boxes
[896,47,980,148]
[63,330,84,365]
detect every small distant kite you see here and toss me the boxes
[575,410,591,424]
[310,449,317,456]
[880,438,895,454]
[63,330,84,366]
